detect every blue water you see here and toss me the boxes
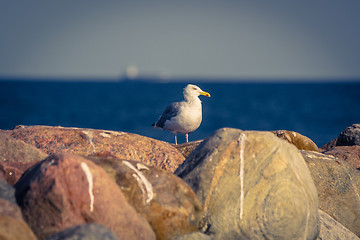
[1,80,359,147]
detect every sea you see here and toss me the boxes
[1,79,359,147]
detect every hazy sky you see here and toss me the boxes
[1,0,360,80]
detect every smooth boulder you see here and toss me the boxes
[88,153,202,240]
[175,128,319,240]
[15,152,155,240]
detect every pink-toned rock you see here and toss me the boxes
[0,132,47,185]
[272,130,319,151]
[323,146,360,169]
[0,131,48,163]
[1,125,185,172]
[88,153,202,240]
[14,152,156,240]
[0,161,38,185]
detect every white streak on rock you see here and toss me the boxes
[132,173,146,198]
[80,162,94,212]
[100,132,111,138]
[83,130,95,152]
[136,163,150,171]
[239,133,247,221]
[123,161,153,204]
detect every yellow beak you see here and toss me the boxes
[200,91,211,97]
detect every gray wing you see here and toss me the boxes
[153,102,182,128]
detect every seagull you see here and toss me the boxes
[152,84,210,145]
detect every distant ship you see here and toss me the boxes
[121,65,170,82]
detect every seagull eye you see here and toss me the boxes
[193,87,197,90]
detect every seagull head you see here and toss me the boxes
[183,84,211,101]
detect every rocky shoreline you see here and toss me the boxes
[1,124,360,239]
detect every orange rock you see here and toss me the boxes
[272,130,319,151]
[88,154,202,240]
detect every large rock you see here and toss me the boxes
[323,145,360,169]
[272,130,319,151]
[0,214,37,240]
[317,210,360,240]
[0,132,47,184]
[1,125,184,172]
[301,150,360,236]
[46,224,119,240]
[0,131,48,162]
[0,181,37,240]
[175,128,319,240]
[336,124,360,146]
[88,153,202,240]
[15,152,155,240]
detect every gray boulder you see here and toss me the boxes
[175,128,319,240]
[317,210,360,240]
[46,224,120,240]
[336,124,360,146]
[302,150,360,237]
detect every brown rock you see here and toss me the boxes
[0,131,48,185]
[0,215,37,240]
[88,153,202,240]
[0,198,37,240]
[176,128,319,240]
[174,140,203,158]
[0,131,48,162]
[323,146,360,169]
[0,161,39,185]
[272,130,319,151]
[1,125,184,172]
[317,209,360,240]
[321,138,337,151]
[301,150,360,236]
[14,152,155,240]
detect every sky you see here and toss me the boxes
[1,0,360,81]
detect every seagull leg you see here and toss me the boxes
[185,133,189,143]
[174,133,178,145]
